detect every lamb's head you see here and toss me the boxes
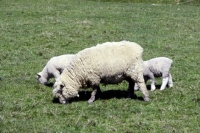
[36,72,48,85]
[53,80,79,104]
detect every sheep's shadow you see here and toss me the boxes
[52,89,144,104]
[51,84,163,104]
[45,83,54,87]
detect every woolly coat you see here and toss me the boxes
[53,41,149,103]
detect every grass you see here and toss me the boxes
[0,0,200,132]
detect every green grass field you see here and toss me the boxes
[0,0,199,132]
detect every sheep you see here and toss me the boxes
[134,57,173,91]
[52,41,149,104]
[36,54,75,85]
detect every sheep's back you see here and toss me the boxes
[74,41,143,76]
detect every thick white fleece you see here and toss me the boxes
[53,41,149,104]
[37,54,75,85]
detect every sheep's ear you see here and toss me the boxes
[60,82,65,88]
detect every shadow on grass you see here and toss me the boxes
[51,84,163,104]
[45,83,54,87]
[52,89,145,104]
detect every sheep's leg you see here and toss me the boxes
[134,74,149,102]
[134,77,148,91]
[88,89,97,104]
[88,86,101,104]
[134,78,147,91]
[167,73,173,88]
[128,63,149,101]
[127,79,137,99]
[160,77,169,90]
[137,80,149,101]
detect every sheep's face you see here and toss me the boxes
[53,81,79,104]
[36,73,48,85]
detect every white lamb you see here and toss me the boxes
[134,57,173,91]
[53,41,149,104]
[36,54,75,85]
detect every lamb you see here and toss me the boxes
[37,54,75,85]
[52,41,149,104]
[134,57,173,91]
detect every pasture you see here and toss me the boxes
[0,0,199,132]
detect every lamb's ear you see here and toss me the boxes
[37,73,41,78]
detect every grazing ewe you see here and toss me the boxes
[37,54,75,85]
[134,57,173,91]
[53,41,149,104]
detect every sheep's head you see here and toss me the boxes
[36,72,48,85]
[53,81,79,104]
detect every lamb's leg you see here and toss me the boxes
[150,79,156,91]
[88,86,101,104]
[53,70,61,80]
[160,77,169,90]
[134,83,139,91]
[148,73,156,91]
[167,73,173,88]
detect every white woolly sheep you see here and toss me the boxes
[134,57,173,91]
[37,54,75,85]
[53,41,149,104]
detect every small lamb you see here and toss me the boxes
[37,54,75,85]
[135,57,173,91]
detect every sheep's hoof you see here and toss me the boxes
[134,86,139,91]
[144,97,150,102]
[88,98,95,104]
[160,88,165,91]
[150,88,156,91]
[169,85,173,88]
[88,100,94,104]
[60,100,69,104]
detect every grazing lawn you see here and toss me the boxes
[0,0,199,132]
